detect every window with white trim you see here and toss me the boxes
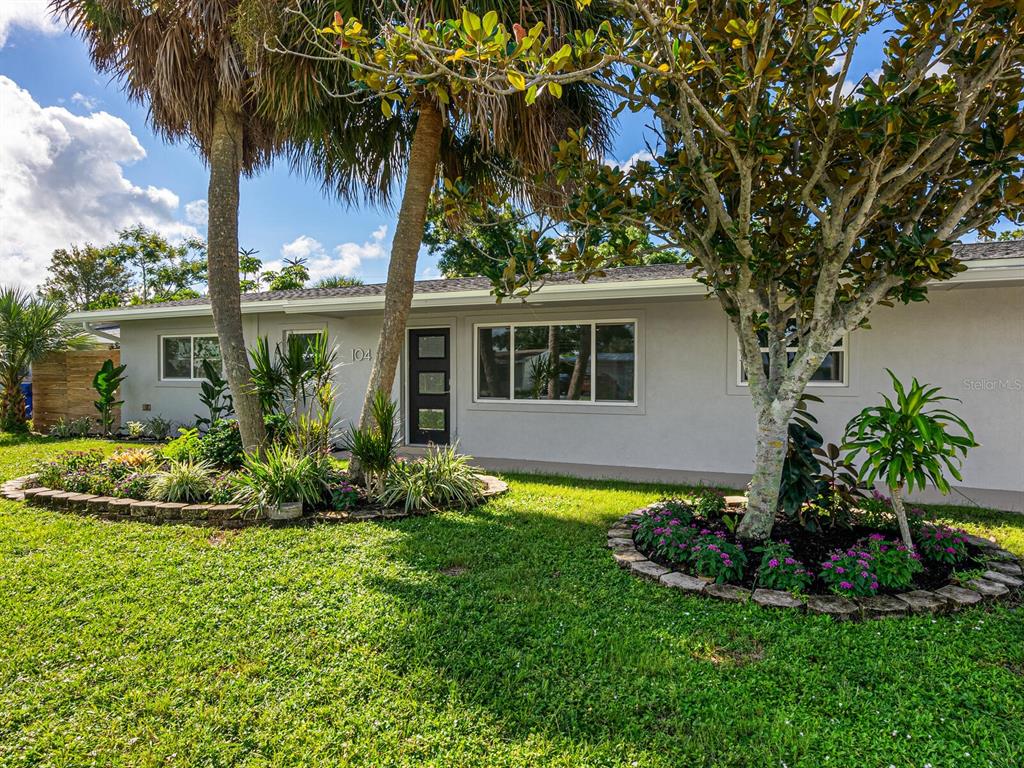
[738,329,847,386]
[161,335,222,380]
[475,321,636,403]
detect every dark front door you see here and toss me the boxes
[408,328,450,445]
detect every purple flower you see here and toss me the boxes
[839,581,853,590]
[768,558,780,568]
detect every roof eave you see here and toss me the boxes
[63,257,1024,325]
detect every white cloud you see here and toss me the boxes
[0,76,198,288]
[70,92,100,111]
[608,150,654,172]
[0,1,61,48]
[184,199,208,227]
[268,226,390,282]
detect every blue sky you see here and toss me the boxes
[0,5,1000,291]
[0,6,657,291]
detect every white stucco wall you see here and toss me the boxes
[116,282,1023,507]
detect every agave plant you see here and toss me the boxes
[844,370,976,548]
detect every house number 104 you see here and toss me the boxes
[351,347,373,361]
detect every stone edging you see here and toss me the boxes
[608,505,1023,620]
[2,473,509,529]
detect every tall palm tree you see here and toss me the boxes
[52,0,281,453]
[0,287,86,431]
[241,0,612,428]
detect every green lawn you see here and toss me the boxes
[0,435,1021,768]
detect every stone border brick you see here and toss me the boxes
[609,504,1022,621]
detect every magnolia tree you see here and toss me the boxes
[314,0,1024,540]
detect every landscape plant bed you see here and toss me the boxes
[609,500,1023,619]
[1,472,508,529]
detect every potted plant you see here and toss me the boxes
[230,444,324,520]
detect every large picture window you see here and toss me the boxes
[161,335,222,380]
[475,320,636,404]
[738,330,847,386]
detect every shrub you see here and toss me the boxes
[148,459,215,503]
[163,427,203,463]
[916,525,971,565]
[208,474,236,505]
[692,488,726,518]
[196,419,243,468]
[340,391,401,496]
[632,507,699,565]
[687,532,746,583]
[144,415,174,441]
[113,471,155,500]
[35,449,105,488]
[754,541,813,592]
[230,445,325,513]
[328,479,361,510]
[819,547,878,596]
[378,444,483,513]
[859,534,922,590]
[125,421,147,439]
[48,416,93,439]
[108,447,158,470]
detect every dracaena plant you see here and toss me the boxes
[303,0,1024,540]
[843,370,976,548]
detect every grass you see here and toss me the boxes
[0,435,1021,767]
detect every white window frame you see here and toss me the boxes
[736,334,849,388]
[159,334,221,381]
[473,318,639,406]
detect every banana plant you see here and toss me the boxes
[844,370,976,548]
[92,358,127,436]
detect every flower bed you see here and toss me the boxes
[1,444,508,529]
[609,496,1023,620]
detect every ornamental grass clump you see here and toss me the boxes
[861,534,923,590]
[916,525,971,565]
[378,443,483,513]
[819,547,878,597]
[754,541,813,592]
[148,458,215,503]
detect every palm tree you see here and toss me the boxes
[0,288,86,431]
[53,0,281,453]
[242,0,612,428]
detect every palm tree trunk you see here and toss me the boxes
[207,97,266,454]
[359,99,444,428]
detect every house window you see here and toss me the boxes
[475,320,637,404]
[738,330,847,386]
[161,335,222,380]
[283,330,326,369]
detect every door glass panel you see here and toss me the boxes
[419,372,445,395]
[513,324,590,400]
[418,408,445,431]
[418,335,445,358]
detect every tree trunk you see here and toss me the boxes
[889,485,914,549]
[207,98,266,454]
[736,404,793,541]
[0,379,26,432]
[358,99,444,428]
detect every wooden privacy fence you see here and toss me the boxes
[32,349,120,434]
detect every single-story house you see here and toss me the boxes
[67,241,1024,511]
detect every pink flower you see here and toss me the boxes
[839,581,853,590]
[769,558,780,568]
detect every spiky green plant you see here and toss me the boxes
[148,459,216,503]
[379,443,484,512]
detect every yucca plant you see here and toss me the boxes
[148,458,216,503]
[340,390,401,498]
[379,443,484,513]
[844,370,976,548]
